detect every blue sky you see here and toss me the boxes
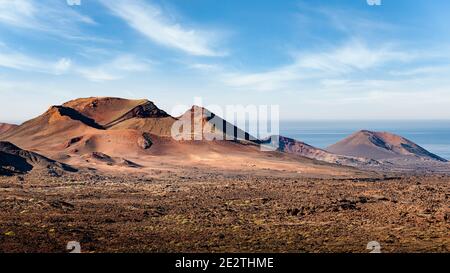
[1,0,450,123]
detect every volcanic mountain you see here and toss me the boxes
[263,135,380,167]
[0,104,104,152]
[0,141,76,176]
[327,130,447,162]
[0,97,363,176]
[0,123,18,135]
[60,98,252,140]
[1,97,257,152]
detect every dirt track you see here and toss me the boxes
[0,168,448,253]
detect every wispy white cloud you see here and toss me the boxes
[54,58,72,74]
[0,0,96,39]
[296,83,450,120]
[297,40,412,72]
[76,68,120,82]
[295,1,397,38]
[0,45,72,74]
[389,65,450,77]
[221,40,413,91]
[0,44,150,82]
[189,63,222,72]
[223,64,305,92]
[0,0,35,27]
[76,55,152,82]
[100,0,224,56]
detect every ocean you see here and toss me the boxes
[279,120,450,160]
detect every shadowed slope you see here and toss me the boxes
[0,141,76,175]
[51,106,103,129]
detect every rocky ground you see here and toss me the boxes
[0,168,448,253]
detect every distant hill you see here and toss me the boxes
[263,135,380,167]
[0,123,18,135]
[327,130,447,162]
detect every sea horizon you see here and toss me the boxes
[280,120,450,160]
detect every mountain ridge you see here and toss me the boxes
[1,97,447,174]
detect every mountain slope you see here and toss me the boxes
[0,105,102,151]
[0,141,76,175]
[327,130,447,162]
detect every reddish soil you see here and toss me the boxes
[0,168,448,253]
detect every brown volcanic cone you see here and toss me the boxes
[64,97,177,138]
[0,141,76,175]
[0,123,18,135]
[0,105,102,151]
[327,130,447,162]
[63,97,170,128]
[0,98,180,163]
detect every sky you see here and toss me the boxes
[1,0,450,123]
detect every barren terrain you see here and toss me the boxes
[1,166,448,253]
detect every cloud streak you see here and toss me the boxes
[100,0,224,56]
[0,44,150,82]
[221,40,413,92]
[0,46,71,75]
[76,55,152,82]
[0,0,96,40]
